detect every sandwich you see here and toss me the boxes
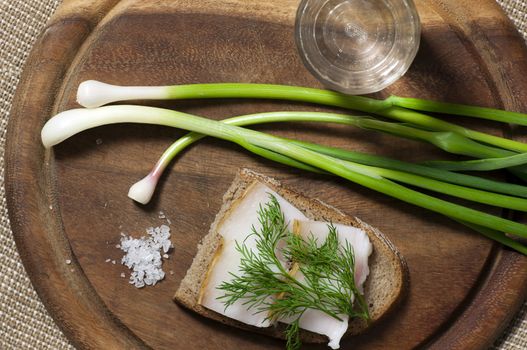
[175,169,407,349]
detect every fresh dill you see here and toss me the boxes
[217,195,370,350]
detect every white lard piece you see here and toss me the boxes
[199,182,307,327]
[280,220,372,349]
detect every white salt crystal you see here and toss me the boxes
[120,225,172,288]
[112,260,116,265]
[105,258,111,263]
[120,272,126,278]
[65,259,71,265]
[158,211,166,219]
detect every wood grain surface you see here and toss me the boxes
[5,0,527,349]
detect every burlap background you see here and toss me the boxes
[0,1,526,349]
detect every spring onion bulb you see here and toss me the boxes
[128,174,158,205]
[77,80,171,109]
[41,105,527,245]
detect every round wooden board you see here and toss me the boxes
[6,0,527,349]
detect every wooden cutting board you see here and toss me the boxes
[6,0,527,349]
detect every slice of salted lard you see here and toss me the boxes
[280,220,373,350]
[198,182,307,327]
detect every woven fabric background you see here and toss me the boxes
[0,1,526,349]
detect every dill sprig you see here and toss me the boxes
[285,318,301,350]
[217,195,370,350]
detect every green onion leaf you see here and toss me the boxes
[423,153,527,171]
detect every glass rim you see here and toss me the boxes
[295,0,422,95]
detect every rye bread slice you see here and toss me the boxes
[174,168,408,343]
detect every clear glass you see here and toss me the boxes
[295,0,421,94]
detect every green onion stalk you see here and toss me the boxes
[385,95,527,125]
[41,105,527,254]
[422,152,527,171]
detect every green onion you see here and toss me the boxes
[40,105,527,245]
[77,81,527,153]
[126,112,527,204]
[423,152,527,171]
[76,80,388,111]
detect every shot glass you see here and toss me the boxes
[295,0,421,94]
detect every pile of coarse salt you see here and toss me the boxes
[120,225,172,288]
